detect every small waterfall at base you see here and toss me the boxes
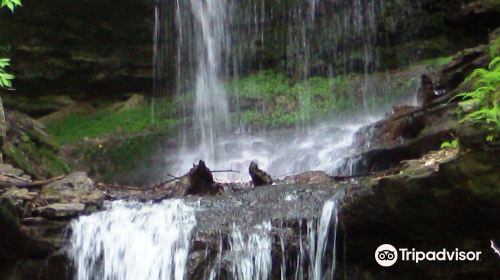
[228,222,273,280]
[203,198,340,280]
[310,200,339,280]
[69,200,196,280]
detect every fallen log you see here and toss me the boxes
[249,162,273,187]
[0,175,65,189]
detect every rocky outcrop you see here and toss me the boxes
[1,0,498,103]
[2,110,70,179]
[333,40,492,176]
[182,146,499,280]
[0,171,103,280]
[0,0,160,99]
[336,146,500,279]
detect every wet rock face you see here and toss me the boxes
[337,148,500,279]
[1,0,498,101]
[333,40,492,177]
[0,0,162,98]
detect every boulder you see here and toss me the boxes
[0,163,30,178]
[2,110,70,179]
[3,187,37,201]
[417,74,438,106]
[40,172,104,210]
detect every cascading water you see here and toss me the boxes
[162,0,420,181]
[70,200,196,280]
[228,222,273,280]
[310,200,339,280]
[175,0,232,165]
[69,184,342,280]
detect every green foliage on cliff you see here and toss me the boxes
[45,103,180,143]
[0,0,21,89]
[226,60,439,129]
[458,57,500,141]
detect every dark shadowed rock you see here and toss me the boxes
[34,203,85,219]
[249,161,273,187]
[417,74,437,106]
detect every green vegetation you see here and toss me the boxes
[45,102,180,143]
[457,57,500,141]
[441,139,459,149]
[227,60,441,129]
[0,0,21,12]
[45,56,450,142]
[419,56,453,68]
[0,0,21,88]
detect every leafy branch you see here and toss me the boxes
[0,0,21,12]
[0,0,21,89]
[457,57,500,141]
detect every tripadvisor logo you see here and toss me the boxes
[375,244,482,267]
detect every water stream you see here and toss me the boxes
[164,0,417,181]
[70,200,196,280]
[69,0,421,279]
[70,195,341,280]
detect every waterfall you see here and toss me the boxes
[162,0,406,181]
[175,0,232,165]
[69,200,196,280]
[310,200,339,280]
[229,222,273,280]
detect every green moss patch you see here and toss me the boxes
[45,102,180,144]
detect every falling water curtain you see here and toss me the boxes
[152,0,175,123]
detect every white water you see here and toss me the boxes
[168,121,370,181]
[309,200,339,280]
[228,222,273,280]
[167,0,399,181]
[70,200,196,280]
[175,0,232,165]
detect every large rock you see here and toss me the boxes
[332,40,492,176]
[2,110,70,179]
[40,172,104,210]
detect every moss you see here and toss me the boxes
[489,36,500,58]
[419,56,453,67]
[4,143,36,176]
[38,147,71,176]
[74,132,171,184]
[46,100,181,144]
[3,142,69,179]
[226,59,444,129]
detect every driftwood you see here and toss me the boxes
[0,175,65,189]
[97,161,233,195]
[249,162,273,187]
[96,176,181,192]
[329,174,372,181]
